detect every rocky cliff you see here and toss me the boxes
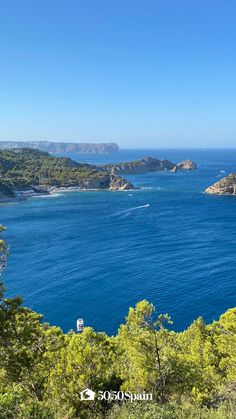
[176,160,197,170]
[205,174,236,195]
[0,141,119,154]
[109,175,134,190]
[75,174,134,191]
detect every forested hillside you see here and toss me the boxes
[0,227,236,418]
[0,148,99,187]
[0,149,133,195]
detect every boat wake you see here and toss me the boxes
[112,204,150,216]
[120,212,131,218]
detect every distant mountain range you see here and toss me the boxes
[0,141,119,154]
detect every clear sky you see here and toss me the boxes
[0,0,236,148]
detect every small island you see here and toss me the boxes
[205,174,236,195]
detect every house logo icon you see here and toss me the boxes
[80,388,96,401]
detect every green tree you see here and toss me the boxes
[116,300,175,402]
[47,327,117,418]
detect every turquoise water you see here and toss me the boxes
[1,149,236,334]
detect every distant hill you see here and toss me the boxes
[0,141,119,154]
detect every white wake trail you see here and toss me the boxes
[113,204,150,216]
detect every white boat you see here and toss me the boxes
[77,318,84,332]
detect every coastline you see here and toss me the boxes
[0,185,135,204]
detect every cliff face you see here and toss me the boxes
[177,160,197,170]
[109,175,135,190]
[76,174,134,190]
[100,157,197,174]
[205,174,236,195]
[0,141,119,154]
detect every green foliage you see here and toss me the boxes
[108,400,236,419]
[0,148,109,194]
[115,300,174,401]
[0,227,236,417]
[46,328,119,418]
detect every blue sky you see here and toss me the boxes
[0,0,236,148]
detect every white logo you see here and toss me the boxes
[80,388,96,401]
[80,388,152,402]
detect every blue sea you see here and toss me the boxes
[1,149,236,334]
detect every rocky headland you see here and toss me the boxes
[98,156,197,175]
[205,174,236,195]
[0,148,134,201]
